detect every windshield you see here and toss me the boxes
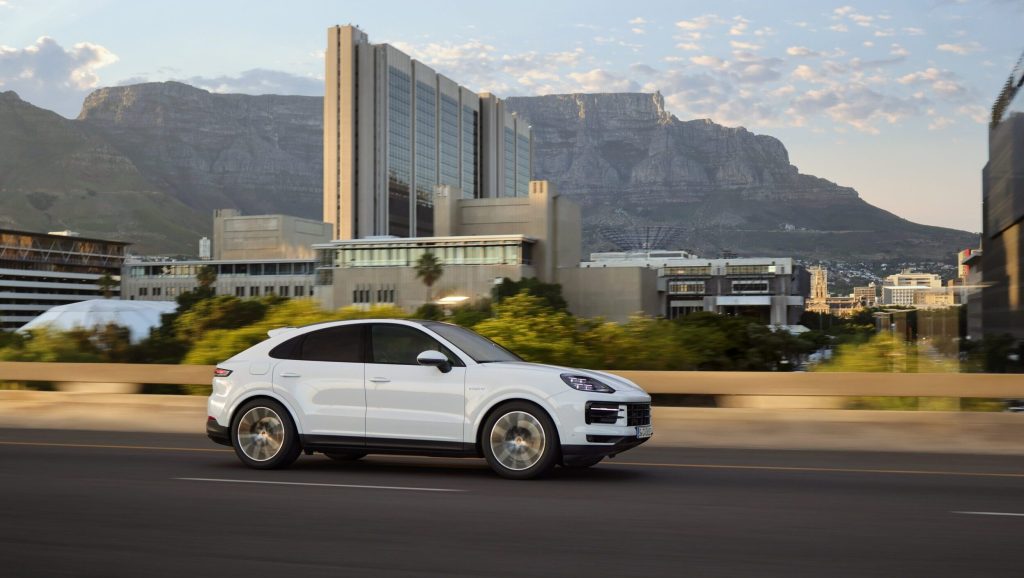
[421,322,522,363]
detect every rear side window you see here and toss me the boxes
[269,325,364,363]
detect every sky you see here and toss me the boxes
[1,0,1021,233]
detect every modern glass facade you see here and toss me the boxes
[387,65,413,237]
[461,105,478,199]
[414,79,438,237]
[325,26,532,239]
[324,237,533,269]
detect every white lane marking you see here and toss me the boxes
[953,511,1024,517]
[175,477,465,493]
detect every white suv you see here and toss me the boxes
[206,319,652,479]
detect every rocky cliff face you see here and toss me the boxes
[506,93,975,259]
[78,82,322,218]
[0,84,977,260]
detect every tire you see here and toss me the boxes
[230,398,302,469]
[323,451,367,462]
[562,456,603,468]
[481,402,560,480]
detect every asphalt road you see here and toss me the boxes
[1,428,1023,577]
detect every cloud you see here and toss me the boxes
[786,46,818,57]
[903,27,925,36]
[690,55,728,69]
[567,68,640,92]
[829,24,849,32]
[675,14,721,31]
[730,40,760,51]
[789,84,920,134]
[957,104,988,124]
[675,42,701,51]
[631,28,646,35]
[897,67,969,100]
[0,36,118,117]
[629,17,647,25]
[936,41,982,55]
[184,68,322,96]
[729,17,750,36]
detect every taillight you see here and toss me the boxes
[213,367,233,377]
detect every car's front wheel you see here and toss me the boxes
[231,398,302,469]
[482,402,559,480]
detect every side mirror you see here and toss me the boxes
[417,350,452,373]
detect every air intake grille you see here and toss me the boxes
[626,403,651,426]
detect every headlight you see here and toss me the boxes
[560,373,616,393]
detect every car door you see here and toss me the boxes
[364,323,466,449]
[271,324,366,440]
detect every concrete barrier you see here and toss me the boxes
[2,391,1023,455]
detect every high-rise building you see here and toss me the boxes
[981,52,1024,341]
[324,25,531,241]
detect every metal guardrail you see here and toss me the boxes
[1,362,1022,398]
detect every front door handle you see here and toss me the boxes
[280,372,301,378]
[368,377,390,383]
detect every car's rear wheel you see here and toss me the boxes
[323,451,367,462]
[482,402,559,480]
[231,399,301,469]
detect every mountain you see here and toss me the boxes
[0,91,206,253]
[78,82,322,218]
[0,83,977,261]
[504,92,978,260]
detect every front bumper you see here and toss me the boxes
[206,418,231,447]
[561,434,650,464]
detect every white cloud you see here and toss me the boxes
[873,29,895,37]
[863,41,874,47]
[690,55,728,69]
[890,44,909,57]
[937,41,982,55]
[729,17,750,36]
[629,17,647,25]
[675,14,721,31]
[903,27,925,36]
[897,67,969,100]
[786,46,817,57]
[0,36,118,117]
[829,24,849,32]
[791,64,823,82]
[675,42,701,51]
[567,68,640,92]
[928,116,954,130]
[833,6,855,17]
[730,40,760,51]
[957,104,988,124]
[631,28,646,35]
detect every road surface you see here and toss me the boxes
[1,428,1022,577]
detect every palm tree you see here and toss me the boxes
[97,273,117,299]
[414,253,443,304]
[196,265,218,289]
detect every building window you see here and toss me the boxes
[726,265,774,275]
[139,287,148,297]
[668,281,705,295]
[152,287,162,297]
[250,286,260,297]
[265,286,274,295]
[235,286,246,297]
[731,281,770,294]
[279,286,290,297]
[294,285,305,297]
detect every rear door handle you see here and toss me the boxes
[368,377,390,383]
[280,372,301,378]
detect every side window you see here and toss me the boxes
[269,325,364,363]
[370,324,461,366]
[300,325,364,363]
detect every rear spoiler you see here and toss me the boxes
[267,327,297,338]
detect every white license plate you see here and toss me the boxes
[636,424,653,439]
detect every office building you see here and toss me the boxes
[567,254,808,324]
[880,269,946,307]
[212,209,331,260]
[122,258,316,301]
[324,25,531,241]
[982,52,1024,340]
[0,229,128,329]
[314,180,579,310]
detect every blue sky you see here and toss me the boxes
[1,0,1021,233]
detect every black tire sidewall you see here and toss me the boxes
[230,398,302,469]
[482,401,560,480]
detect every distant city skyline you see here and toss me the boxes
[1,0,1020,233]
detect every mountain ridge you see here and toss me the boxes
[0,82,977,260]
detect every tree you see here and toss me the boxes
[96,273,117,299]
[492,277,567,310]
[196,265,218,289]
[414,253,443,303]
[473,292,587,366]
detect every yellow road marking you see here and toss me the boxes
[0,440,230,453]
[2,440,1022,479]
[608,461,1024,478]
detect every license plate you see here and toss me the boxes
[636,424,653,439]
